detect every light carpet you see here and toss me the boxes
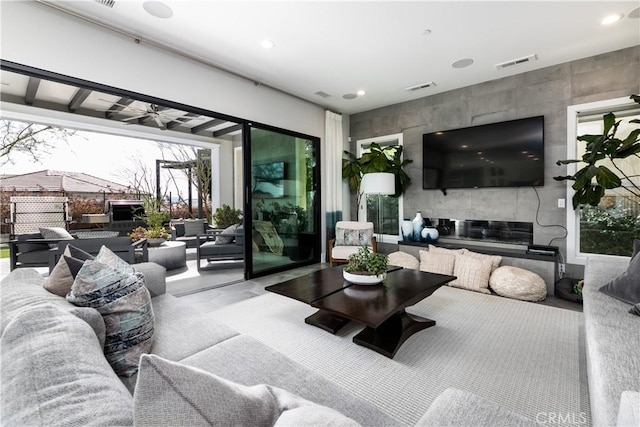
[208,286,590,426]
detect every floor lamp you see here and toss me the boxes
[360,172,396,248]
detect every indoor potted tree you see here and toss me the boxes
[342,142,412,212]
[554,94,640,209]
[343,246,388,285]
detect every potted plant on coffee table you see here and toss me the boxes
[343,246,388,285]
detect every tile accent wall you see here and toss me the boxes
[349,46,640,274]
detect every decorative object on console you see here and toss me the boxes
[421,226,439,243]
[401,219,413,241]
[412,211,425,241]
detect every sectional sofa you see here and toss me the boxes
[1,255,539,426]
[1,251,637,426]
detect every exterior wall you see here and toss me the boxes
[350,46,640,274]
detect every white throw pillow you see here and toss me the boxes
[464,249,502,273]
[388,251,419,270]
[449,253,493,294]
[419,250,455,275]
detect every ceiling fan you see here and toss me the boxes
[97,99,192,130]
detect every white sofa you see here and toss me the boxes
[583,257,640,427]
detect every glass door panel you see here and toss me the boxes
[246,126,320,278]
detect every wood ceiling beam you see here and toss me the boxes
[68,88,91,112]
[25,77,41,105]
[213,124,242,137]
[191,119,226,134]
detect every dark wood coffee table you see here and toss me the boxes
[266,267,456,358]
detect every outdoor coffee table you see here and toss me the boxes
[266,267,456,358]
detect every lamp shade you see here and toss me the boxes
[361,172,395,196]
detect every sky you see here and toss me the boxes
[3,129,193,199]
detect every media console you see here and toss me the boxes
[397,239,559,295]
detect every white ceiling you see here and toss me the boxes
[29,1,640,114]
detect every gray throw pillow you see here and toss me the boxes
[599,251,640,305]
[44,245,95,297]
[182,219,204,237]
[133,354,361,426]
[215,224,239,245]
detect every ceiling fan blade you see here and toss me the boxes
[154,116,166,129]
[122,115,147,121]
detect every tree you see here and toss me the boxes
[0,120,77,167]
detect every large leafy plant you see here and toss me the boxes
[554,94,640,209]
[342,142,412,199]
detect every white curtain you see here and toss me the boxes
[325,110,343,240]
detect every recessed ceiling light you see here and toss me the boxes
[423,29,432,36]
[452,58,474,69]
[601,13,623,25]
[261,40,275,49]
[143,1,173,19]
[342,93,357,100]
[357,90,366,96]
[629,6,639,19]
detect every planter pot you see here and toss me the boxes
[343,270,386,285]
[147,238,166,247]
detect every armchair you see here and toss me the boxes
[328,221,377,267]
[196,226,244,271]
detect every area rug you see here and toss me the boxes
[208,286,590,426]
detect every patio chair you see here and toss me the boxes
[328,221,377,267]
[196,226,244,271]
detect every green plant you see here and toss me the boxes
[138,194,170,228]
[344,246,388,276]
[128,226,169,241]
[213,204,242,228]
[256,201,308,233]
[554,94,640,209]
[342,142,412,199]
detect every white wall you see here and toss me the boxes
[0,1,325,138]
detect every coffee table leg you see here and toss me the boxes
[305,310,351,334]
[353,310,436,358]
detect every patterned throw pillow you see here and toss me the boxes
[67,259,154,377]
[335,227,373,246]
[95,245,136,275]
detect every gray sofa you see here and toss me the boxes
[583,257,640,427]
[1,263,538,426]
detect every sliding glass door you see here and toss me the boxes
[245,124,320,278]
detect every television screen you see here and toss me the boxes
[423,116,544,190]
[252,161,285,198]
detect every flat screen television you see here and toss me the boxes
[423,116,544,191]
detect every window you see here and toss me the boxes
[566,97,640,264]
[356,133,403,243]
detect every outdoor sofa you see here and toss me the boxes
[0,255,537,426]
